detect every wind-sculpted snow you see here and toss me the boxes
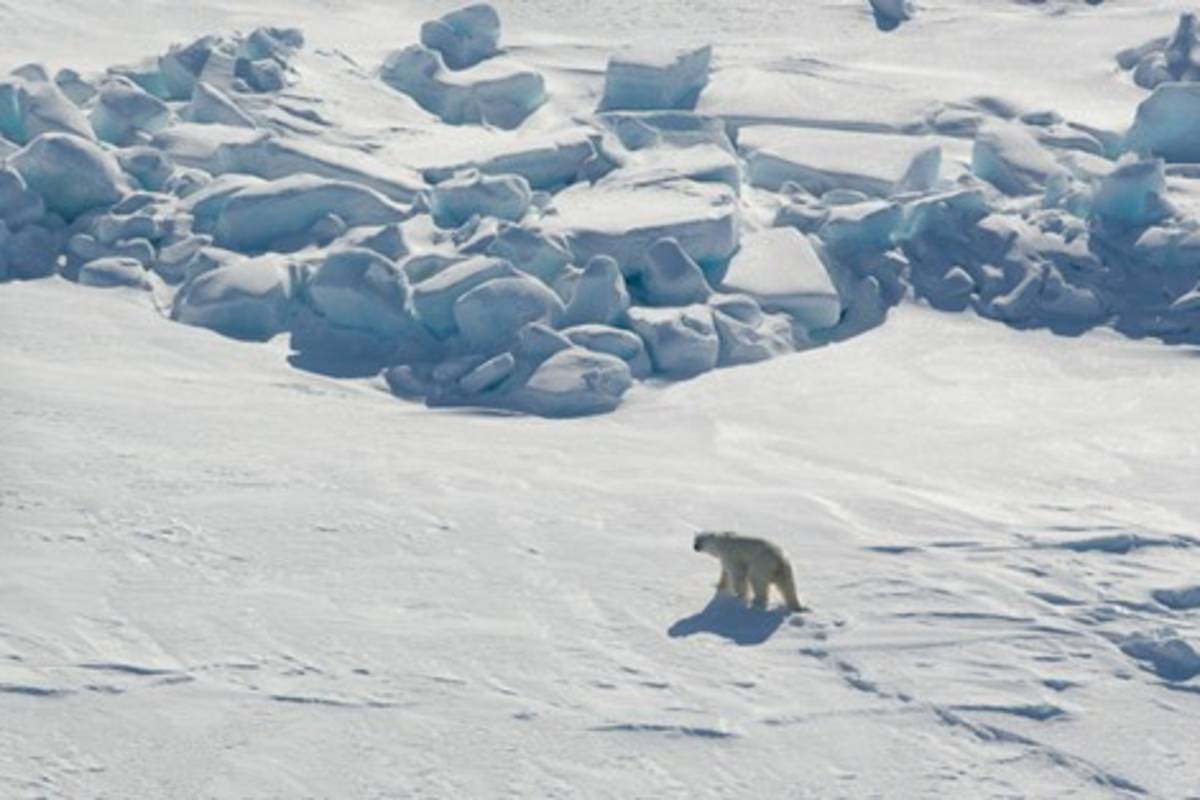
[1,2,1198,417]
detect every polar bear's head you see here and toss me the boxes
[694,530,733,553]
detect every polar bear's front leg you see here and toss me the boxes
[729,565,750,603]
[716,569,730,592]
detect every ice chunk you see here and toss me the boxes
[452,274,564,352]
[0,167,45,228]
[303,248,411,338]
[1090,156,1174,229]
[561,255,631,327]
[213,175,409,252]
[513,321,572,364]
[1125,83,1200,164]
[8,133,130,220]
[819,200,902,256]
[869,0,913,31]
[540,178,738,274]
[158,34,224,100]
[78,256,150,289]
[416,128,597,192]
[742,126,942,197]
[420,4,502,71]
[598,46,711,112]
[151,123,262,171]
[626,305,719,377]
[380,45,545,130]
[66,234,155,273]
[214,134,421,204]
[720,227,841,331]
[90,77,171,145]
[562,323,651,378]
[333,224,408,261]
[0,76,94,144]
[711,307,794,366]
[1119,13,1200,90]
[465,222,571,284]
[458,352,515,395]
[972,122,1069,196]
[640,237,712,305]
[172,254,294,340]
[410,255,519,338]
[601,141,741,191]
[0,221,62,280]
[506,348,633,417]
[183,82,255,128]
[429,169,531,228]
[1119,628,1200,682]
[53,69,96,106]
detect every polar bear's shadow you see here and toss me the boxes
[668,593,789,646]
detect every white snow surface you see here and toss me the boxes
[3,0,1200,796]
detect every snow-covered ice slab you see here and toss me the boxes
[419,3,502,71]
[699,67,929,132]
[598,46,712,112]
[8,132,130,220]
[171,254,293,341]
[720,227,841,331]
[741,126,942,196]
[214,134,423,204]
[1124,83,1200,164]
[213,175,409,253]
[538,178,738,273]
[413,128,596,191]
[380,45,545,130]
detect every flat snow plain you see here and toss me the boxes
[2,0,1200,797]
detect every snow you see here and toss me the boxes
[3,0,1200,794]
[720,227,841,331]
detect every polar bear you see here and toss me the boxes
[693,530,807,612]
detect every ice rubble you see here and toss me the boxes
[420,4,502,71]
[2,3,1199,417]
[380,45,545,130]
[1116,12,1200,90]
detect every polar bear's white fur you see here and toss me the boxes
[693,530,807,612]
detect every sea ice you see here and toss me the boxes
[409,255,519,339]
[90,77,171,145]
[626,304,719,377]
[561,323,651,377]
[0,75,94,144]
[559,254,631,326]
[303,247,411,338]
[171,254,294,340]
[451,273,564,352]
[1125,83,1200,164]
[598,46,712,112]
[8,133,130,220]
[971,122,1069,196]
[77,256,150,289]
[741,126,942,196]
[719,227,841,331]
[380,45,545,130]
[183,82,255,128]
[213,175,409,252]
[505,347,633,417]
[420,4,502,71]
[429,169,531,228]
[638,237,712,306]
